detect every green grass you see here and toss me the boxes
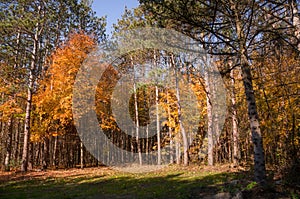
[0,165,292,199]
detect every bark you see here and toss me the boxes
[21,69,34,172]
[42,137,49,170]
[175,60,188,166]
[167,90,174,164]
[205,68,214,166]
[231,69,239,166]
[21,10,40,171]
[27,142,34,170]
[154,51,161,165]
[291,0,300,50]
[156,85,161,165]
[232,1,266,184]
[132,56,142,165]
[241,57,266,184]
[80,141,84,169]
[4,118,13,171]
[175,140,180,164]
[53,136,58,168]
[13,120,20,164]
[146,125,149,154]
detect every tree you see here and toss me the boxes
[0,0,106,171]
[33,32,96,169]
[139,0,298,184]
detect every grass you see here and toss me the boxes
[0,164,295,199]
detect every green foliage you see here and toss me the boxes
[245,181,257,190]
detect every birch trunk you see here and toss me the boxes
[175,60,188,166]
[231,69,239,166]
[232,1,266,183]
[241,57,266,183]
[156,85,161,165]
[80,141,84,169]
[21,55,35,172]
[4,118,13,171]
[205,67,214,166]
[131,56,142,165]
[291,0,300,50]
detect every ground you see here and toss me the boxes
[0,164,297,199]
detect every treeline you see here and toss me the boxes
[0,0,106,171]
[0,0,299,186]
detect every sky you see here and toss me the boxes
[92,0,139,36]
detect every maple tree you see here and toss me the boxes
[32,32,96,168]
[34,32,96,138]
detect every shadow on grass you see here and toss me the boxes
[0,168,292,199]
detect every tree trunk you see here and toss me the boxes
[132,56,142,165]
[156,85,161,165]
[241,57,266,184]
[231,69,239,166]
[232,1,266,183]
[21,72,34,172]
[21,15,40,172]
[291,0,300,50]
[167,90,174,164]
[175,140,180,164]
[13,120,20,164]
[175,62,188,166]
[4,118,13,171]
[80,141,84,169]
[153,51,162,165]
[53,135,58,168]
[42,137,49,170]
[205,67,214,166]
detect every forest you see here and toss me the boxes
[0,0,299,198]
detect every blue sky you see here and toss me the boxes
[92,0,139,36]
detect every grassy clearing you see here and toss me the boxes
[0,164,295,199]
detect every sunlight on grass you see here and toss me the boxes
[0,165,292,199]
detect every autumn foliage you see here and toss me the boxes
[32,32,96,142]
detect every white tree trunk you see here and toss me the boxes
[205,67,214,166]
[231,69,239,166]
[4,118,13,171]
[174,59,188,166]
[291,0,300,50]
[21,9,40,171]
[156,85,161,165]
[131,56,142,165]
[232,0,266,183]
[80,141,84,169]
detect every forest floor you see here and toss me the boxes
[0,164,298,199]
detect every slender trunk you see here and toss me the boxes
[42,137,49,170]
[80,141,84,169]
[4,117,13,171]
[167,90,173,164]
[231,69,239,166]
[241,57,266,184]
[28,142,33,170]
[291,0,300,50]
[153,51,161,165]
[232,0,266,183]
[205,67,214,166]
[53,135,58,168]
[21,16,40,172]
[146,125,149,154]
[175,140,180,164]
[155,85,161,165]
[174,63,188,166]
[21,72,34,172]
[14,120,20,163]
[131,56,142,165]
